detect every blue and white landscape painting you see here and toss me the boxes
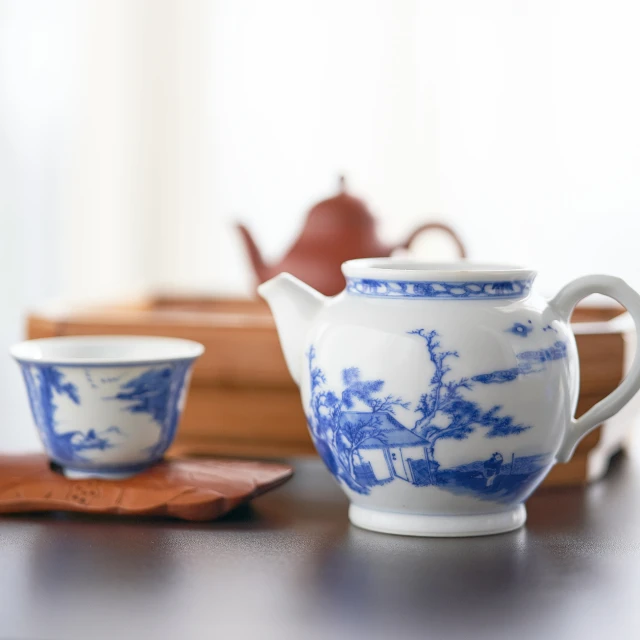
[306,326,564,501]
[20,362,191,466]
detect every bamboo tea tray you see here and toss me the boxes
[0,455,293,521]
[27,295,635,488]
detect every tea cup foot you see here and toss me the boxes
[349,504,526,537]
[61,464,152,481]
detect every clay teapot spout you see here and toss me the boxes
[237,223,269,283]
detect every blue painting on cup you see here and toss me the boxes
[19,361,192,472]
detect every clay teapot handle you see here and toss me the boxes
[397,223,467,258]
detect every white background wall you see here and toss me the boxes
[2,0,640,449]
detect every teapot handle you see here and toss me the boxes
[550,275,640,462]
[398,223,467,258]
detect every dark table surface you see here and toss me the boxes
[0,452,639,640]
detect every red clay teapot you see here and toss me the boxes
[237,178,466,296]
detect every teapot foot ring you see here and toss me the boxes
[348,504,526,538]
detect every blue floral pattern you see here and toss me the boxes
[346,278,533,299]
[306,329,565,500]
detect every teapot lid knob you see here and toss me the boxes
[338,175,346,193]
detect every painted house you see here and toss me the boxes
[340,411,429,484]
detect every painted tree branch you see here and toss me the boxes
[409,329,531,463]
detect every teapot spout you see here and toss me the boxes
[237,223,269,282]
[258,273,327,385]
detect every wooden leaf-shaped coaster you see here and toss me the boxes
[0,455,293,521]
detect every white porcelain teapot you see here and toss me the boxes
[259,259,640,537]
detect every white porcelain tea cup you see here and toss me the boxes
[11,335,204,479]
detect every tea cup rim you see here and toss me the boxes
[10,335,205,367]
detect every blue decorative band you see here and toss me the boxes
[345,278,533,299]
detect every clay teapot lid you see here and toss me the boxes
[303,177,375,236]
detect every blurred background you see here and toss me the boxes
[2,0,640,451]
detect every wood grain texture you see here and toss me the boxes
[169,437,317,459]
[0,455,293,521]
[180,384,306,441]
[574,332,624,396]
[542,454,590,486]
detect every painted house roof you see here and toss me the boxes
[339,411,427,449]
